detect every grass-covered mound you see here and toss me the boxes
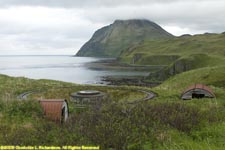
[148,65,225,150]
[153,65,225,100]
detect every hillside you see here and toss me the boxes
[2,20,225,149]
[1,65,225,149]
[76,20,225,81]
[119,32,225,81]
[76,19,173,57]
[155,65,225,96]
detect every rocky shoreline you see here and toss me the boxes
[85,58,164,71]
[101,76,161,87]
[85,58,162,87]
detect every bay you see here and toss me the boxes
[0,55,148,84]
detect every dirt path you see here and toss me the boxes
[17,91,36,100]
[127,89,156,104]
[17,87,156,103]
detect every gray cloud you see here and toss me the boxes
[0,0,222,8]
[0,0,225,55]
[0,0,187,8]
[76,1,225,37]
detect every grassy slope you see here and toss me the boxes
[157,65,225,90]
[0,74,148,146]
[0,74,146,104]
[121,33,225,58]
[119,32,225,81]
[152,65,225,105]
[0,67,225,149]
[148,65,225,149]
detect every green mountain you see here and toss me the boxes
[76,19,173,57]
[119,32,225,81]
[76,19,225,81]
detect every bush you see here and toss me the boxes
[70,102,131,149]
[146,102,203,132]
[4,99,43,120]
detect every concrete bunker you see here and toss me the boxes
[70,90,106,108]
[181,84,215,100]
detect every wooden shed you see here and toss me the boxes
[181,84,215,100]
[39,99,69,123]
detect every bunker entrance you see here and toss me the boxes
[192,93,205,99]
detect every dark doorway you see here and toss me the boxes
[61,107,65,124]
[192,93,205,99]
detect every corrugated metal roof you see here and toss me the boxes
[182,84,215,97]
[39,99,68,122]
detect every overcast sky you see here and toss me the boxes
[0,0,225,55]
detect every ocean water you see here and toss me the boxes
[0,55,148,84]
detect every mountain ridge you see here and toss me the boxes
[76,19,174,57]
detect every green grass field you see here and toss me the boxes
[0,65,225,149]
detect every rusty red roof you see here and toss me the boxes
[39,99,68,122]
[182,84,215,97]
